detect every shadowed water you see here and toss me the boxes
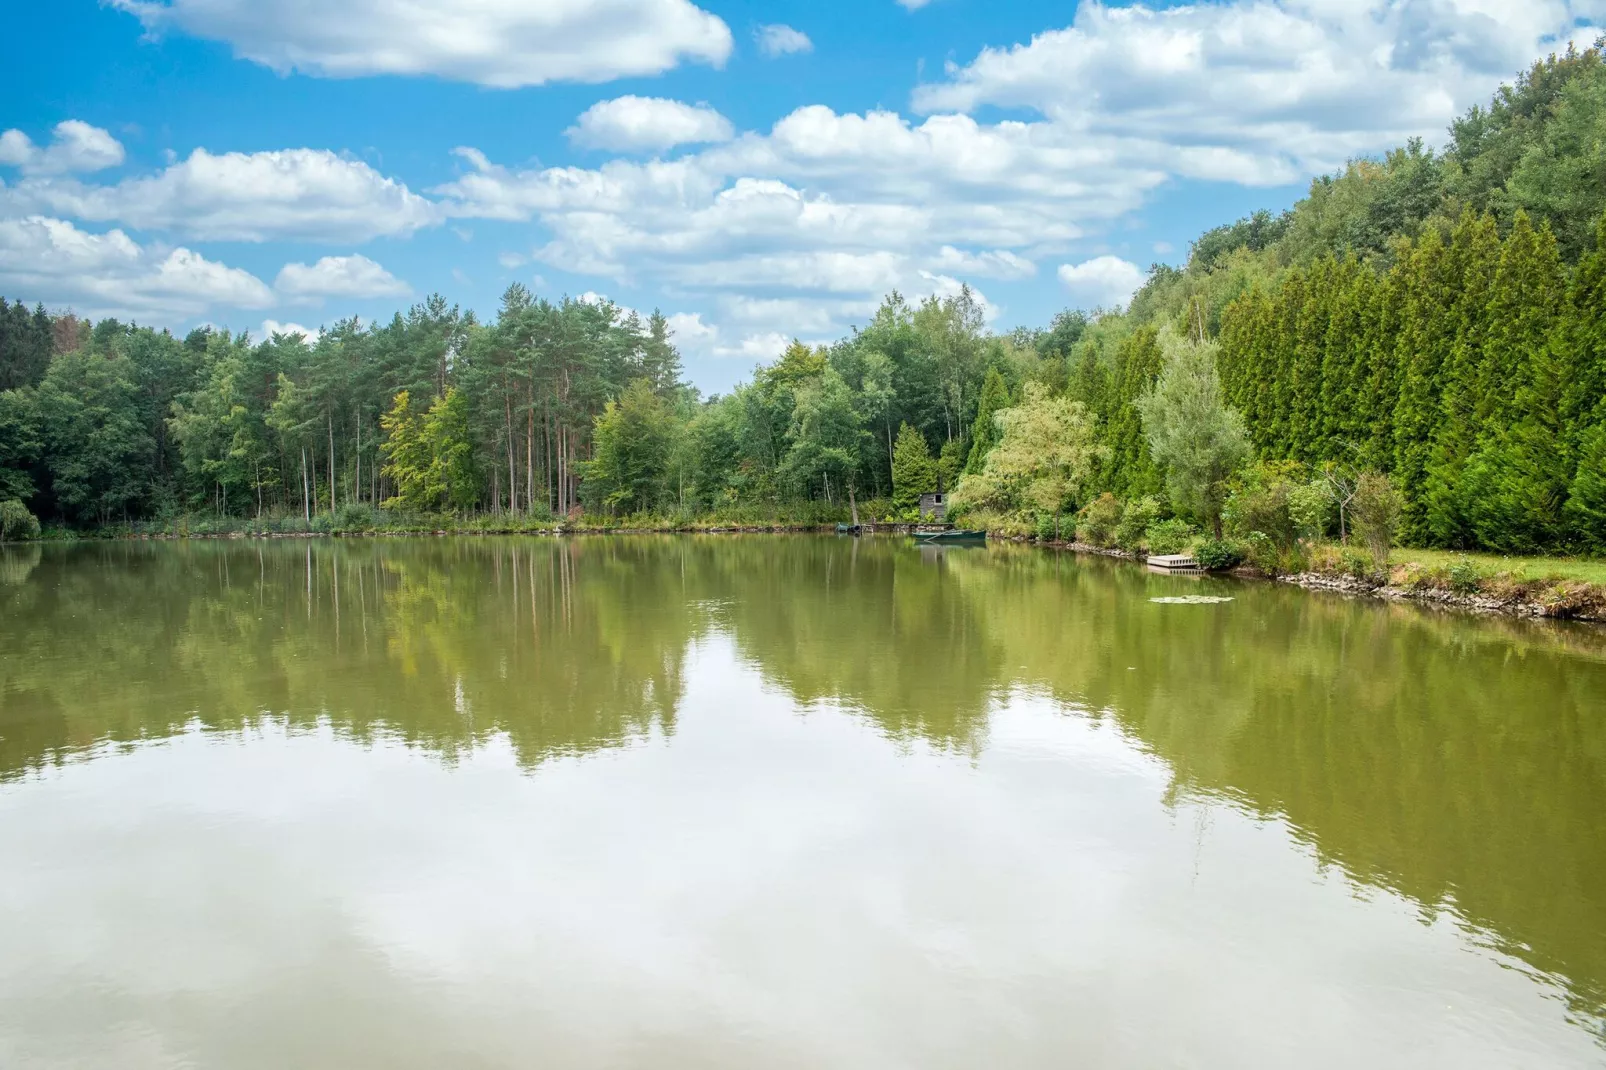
[1,536,1603,1068]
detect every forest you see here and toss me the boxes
[2,44,1606,558]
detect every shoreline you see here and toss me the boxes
[10,525,1604,624]
[1035,538,1606,624]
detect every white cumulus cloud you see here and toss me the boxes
[108,0,733,87]
[261,319,321,342]
[0,215,273,320]
[0,121,126,176]
[567,97,735,153]
[913,0,1605,182]
[755,24,812,57]
[1057,256,1145,311]
[3,147,440,242]
[274,254,409,303]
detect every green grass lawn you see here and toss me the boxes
[1389,547,1606,585]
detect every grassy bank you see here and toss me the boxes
[20,501,871,541]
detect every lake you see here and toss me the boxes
[1,535,1603,1068]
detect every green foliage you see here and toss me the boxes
[1565,421,1606,551]
[1352,472,1405,568]
[585,379,680,514]
[1224,466,1301,549]
[423,388,478,512]
[380,391,432,512]
[781,368,865,503]
[1137,330,1252,538]
[1288,479,1333,540]
[891,422,937,511]
[1076,493,1123,547]
[1194,537,1246,571]
[1448,555,1483,593]
[0,388,40,502]
[8,49,1606,552]
[0,499,40,540]
[949,382,1102,519]
[1114,496,1162,552]
[34,350,154,525]
[937,437,965,492]
[1144,518,1196,555]
[964,366,1010,474]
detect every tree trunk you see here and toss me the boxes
[505,389,517,515]
[849,480,859,528]
[354,410,361,506]
[301,447,310,521]
[327,411,337,514]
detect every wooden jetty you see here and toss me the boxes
[1147,553,1200,571]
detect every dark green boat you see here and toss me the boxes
[835,523,861,535]
[916,529,987,544]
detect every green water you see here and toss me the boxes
[1,536,1603,1068]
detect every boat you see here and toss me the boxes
[916,529,987,544]
[835,523,861,535]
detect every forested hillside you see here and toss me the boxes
[2,45,1605,555]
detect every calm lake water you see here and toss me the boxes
[1,535,1603,1068]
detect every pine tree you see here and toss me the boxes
[1391,227,1460,544]
[1460,212,1568,551]
[1422,211,1501,547]
[1562,214,1606,548]
[964,367,1010,475]
[891,422,937,512]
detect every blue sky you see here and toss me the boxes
[1,1,1599,392]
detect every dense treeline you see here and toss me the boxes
[1062,43,1606,555]
[0,280,1040,532]
[3,46,1606,556]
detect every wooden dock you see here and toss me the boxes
[1147,553,1200,572]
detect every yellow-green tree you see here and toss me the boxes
[951,382,1102,519]
[380,390,432,512]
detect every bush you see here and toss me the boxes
[1076,493,1122,547]
[1225,477,1298,549]
[1448,555,1482,593]
[1194,537,1245,571]
[1114,496,1161,552]
[1340,546,1376,580]
[334,501,383,531]
[1245,530,1280,572]
[1288,479,1332,540]
[1034,512,1059,541]
[1145,517,1196,555]
[0,499,40,541]
[1352,471,1404,569]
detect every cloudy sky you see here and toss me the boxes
[1,1,1600,391]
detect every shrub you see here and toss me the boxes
[1194,537,1245,571]
[1225,477,1298,549]
[1076,493,1122,547]
[1115,496,1161,552]
[0,499,40,541]
[334,501,383,531]
[1288,479,1332,540]
[1448,555,1482,593]
[1145,518,1196,555]
[1239,530,1279,573]
[1340,546,1376,580]
[1352,471,1404,569]
[1034,512,1060,541]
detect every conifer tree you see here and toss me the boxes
[891,422,937,512]
[1460,212,1568,551]
[964,367,1011,475]
[1422,212,1501,546]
